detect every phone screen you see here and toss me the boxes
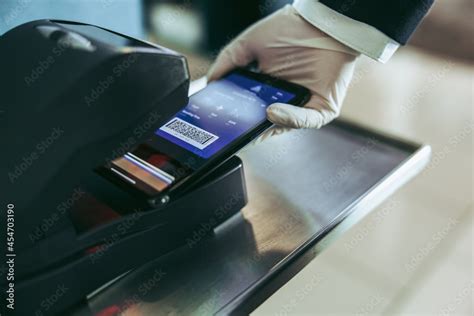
[106,71,302,198]
[157,72,295,159]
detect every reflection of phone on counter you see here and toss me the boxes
[98,68,310,206]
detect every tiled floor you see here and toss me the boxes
[252,47,473,315]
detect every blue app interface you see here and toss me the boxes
[156,73,295,159]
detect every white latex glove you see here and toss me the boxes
[208,5,359,134]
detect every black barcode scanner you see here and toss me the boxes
[0,20,246,315]
[1,20,189,231]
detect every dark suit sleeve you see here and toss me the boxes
[319,0,434,44]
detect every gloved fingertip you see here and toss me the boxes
[266,103,286,117]
[207,50,234,82]
[266,103,297,127]
[207,63,225,82]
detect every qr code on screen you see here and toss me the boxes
[160,117,219,150]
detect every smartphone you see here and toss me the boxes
[99,68,310,206]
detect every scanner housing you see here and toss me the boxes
[0,20,247,315]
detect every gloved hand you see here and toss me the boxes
[208,5,359,134]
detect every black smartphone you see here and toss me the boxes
[99,68,310,206]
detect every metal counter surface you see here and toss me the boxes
[73,79,430,315]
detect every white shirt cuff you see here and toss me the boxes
[293,0,400,63]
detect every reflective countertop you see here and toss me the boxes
[72,114,429,315]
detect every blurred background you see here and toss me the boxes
[1,0,472,314]
[3,0,472,74]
